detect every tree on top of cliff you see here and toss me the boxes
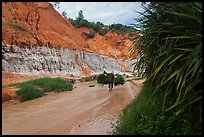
[69,12,109,36]
[51,3,136,36]
[109,24,136,35]
[77,10,84,21]
[51,2,60,9]
[62,11,67,19]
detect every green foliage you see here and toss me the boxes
[70,18,109,36]
[12,77,73,92]
[51,2,60,9]
[77,10,84,20]
[56,6,136,36]
[62,11,67,18]
[112,83,200,135]
[69,11,135,36]
[16,84,45,102]
[109,23,136,35]
[127,2,202,135]
[97,73,125,86]
[114,74,125,86]
[97,74,109,85]
[11,77,73,102]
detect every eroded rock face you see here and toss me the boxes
[2,43,125,76]
[2,2,138,77]
[2,2,137,61]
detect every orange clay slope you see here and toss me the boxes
[2,2,137,60]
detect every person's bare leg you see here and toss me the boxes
[110,83,113,91]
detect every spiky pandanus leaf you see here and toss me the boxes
[131,2,202,128]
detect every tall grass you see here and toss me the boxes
[12,77,73,93]
[112,83,196,135]
[131,2,202,125]
[16,84,45,102]
[11,77,73,102]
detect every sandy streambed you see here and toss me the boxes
[2,81,142,135]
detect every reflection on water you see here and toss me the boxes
[2,81,140,135]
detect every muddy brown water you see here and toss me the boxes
[2,81,142,135]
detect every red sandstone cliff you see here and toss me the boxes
[2,2,136,60]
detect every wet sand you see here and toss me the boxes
[2,81,142,135]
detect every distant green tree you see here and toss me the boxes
[62,11,67,18]
[69,11,134,36]
[109,23,136,35]
[77,10,84,20]
[51,2,60,9]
